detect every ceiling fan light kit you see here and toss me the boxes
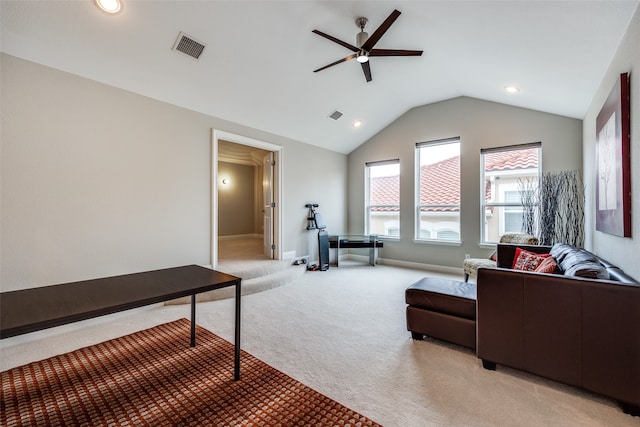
[312,9,423,82]
[357,51,369,63]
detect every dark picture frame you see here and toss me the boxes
[595,72,631,237]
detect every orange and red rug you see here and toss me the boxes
[1,319,380,426]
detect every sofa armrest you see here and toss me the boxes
[582,280,640,406]
[477,266,583,386]
[476,267,525,369]
[477,263,640,408]
[496,243,551,268]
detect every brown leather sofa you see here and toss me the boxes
[477,243,640,415]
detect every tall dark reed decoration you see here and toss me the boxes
[518,177,538,237]
[537,170,585,247]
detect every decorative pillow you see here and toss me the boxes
[488,251,497,261]
[534,256,558,274]
[512,248,551,271]
[511,248,551,270]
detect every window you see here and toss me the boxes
[503,188,525,233]
[481,143,541,244]
[365,159,400,238]
[415,138,461,243]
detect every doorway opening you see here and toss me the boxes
[211,130,282,269]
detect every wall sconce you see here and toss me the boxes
[221,178,229,185]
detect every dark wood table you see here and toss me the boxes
[0,265,242,380]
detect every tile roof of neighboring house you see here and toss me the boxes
[484,148,539,172]
[370,174,399,211]
[370,148,538,212]
[419,155,460,211]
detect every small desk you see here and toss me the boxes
[0,265,242,380]
[329,235,383,266]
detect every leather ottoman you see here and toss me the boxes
[405,277,477,349]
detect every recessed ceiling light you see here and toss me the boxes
[504,85,520,93]
[95,0,122,14]
[353,121,363,128]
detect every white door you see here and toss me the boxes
[263,152,274,259]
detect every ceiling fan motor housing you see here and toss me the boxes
[356,17,369,47]
[356,30,369,48]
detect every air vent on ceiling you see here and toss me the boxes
[328,110,344,120]
[172,31,206,60]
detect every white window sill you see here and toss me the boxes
[413,239,462,247]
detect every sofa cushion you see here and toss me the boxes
[405,277,476,320]
[549,243,576,264]
[512,248,550,271]
[605,267,639,284]
[550,244,609,279]
[564,262,609,279]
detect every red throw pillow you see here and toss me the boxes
[534,256,558,274]
[512,248,551,271]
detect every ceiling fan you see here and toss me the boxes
[312,9,423,82]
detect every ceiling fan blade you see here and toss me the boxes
[369,48,423,57]
[313,54,358,73]
[361,9,401,52]
[361,61,372,82]
[312,30,359,52]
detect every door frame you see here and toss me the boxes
[211,129,283,269]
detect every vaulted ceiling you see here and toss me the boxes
[2,1,638,154]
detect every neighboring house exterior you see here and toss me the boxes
[368,173,401,237]
[483,149,539,242]
[369,148,539,242]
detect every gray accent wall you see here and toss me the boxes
[348,96,582,270]
[1,53,347,291]
[583,6,640,279]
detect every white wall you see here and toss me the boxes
[583,6,640,279]
[0,54,347,291]
[348,96,582,269]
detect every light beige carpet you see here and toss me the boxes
[2,264,638,426]
[167,237,306,304]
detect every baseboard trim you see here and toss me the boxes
[378,257,464,275]
[218,234,263,241]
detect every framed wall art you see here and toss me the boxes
[595,72,631,237]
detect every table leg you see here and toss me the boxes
[190,294,196,347]
[233,280,241,381]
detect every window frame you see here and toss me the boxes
[480,142,542,245]
[414,137,461,244]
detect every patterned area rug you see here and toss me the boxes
[1,319,380,426]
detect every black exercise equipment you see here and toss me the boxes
[306,203,329,271]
